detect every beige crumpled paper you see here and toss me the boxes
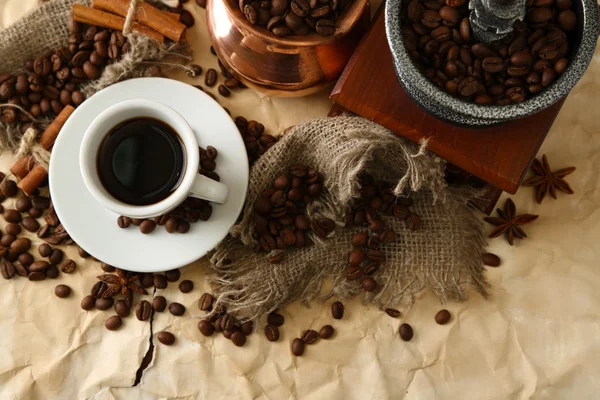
[1,0,600,398]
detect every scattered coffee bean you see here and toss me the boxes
[15,196,32,212]
[198,319,215,336]
[49,248,64,265]
[165,269,181,282]
[60,259,77,274]
[483,252,501,267]
[332,301,344,319]
[319,325,334,339]
[265,324,280,341]
[0,180,17,197]
[21,216,40,232]
[114,299,131,317]
[240,321,254,335]
[136,300,152,321]
[154,274,168,289]
[158,331,176,345]
[362,277,378,292]
[95,297,114,310]
[38,243,52,258]
[169,302,185,316]
[105,315,122,330]
[385,308,401,318]
[46,264,59,279]
[18,252,33,267]
[267,312,284,326]
[101,263,115,272]
[117,216,131,228]
[399,323,414,341]
[0,261,16,280]
[140,220,156,234]
[199,292,214,311]
[5,223,21,236]
[81,295,95,310]
[28,271,46,281]
[301,329,319,344]
[231,331,247,346]
[205,68,217,87]
[435,309,452,325]
[179,280,194,293]
[10,238,31,254]
[291,338,305,356]
[153,296,167,312]
[4,209,21,223]
[54,285,71,299]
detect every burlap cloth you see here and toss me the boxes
[209,116,487,320]
[1,0,600,398]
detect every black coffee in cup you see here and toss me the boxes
[97,117,185,206]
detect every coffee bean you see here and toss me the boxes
[139,220,156,234]
[0,234,15,248]
[385,308,401,318]
[49,248,64,264]
[115,300,130,317]
[81,295,95,310]
[483,252,501,267]
[407,213,422,231]
[0,261,15,279]
[399,323,414,341]
[362,277,378,292]
[18,252,33,267]
[217,84,231,97]
[198,319,215,336]
[27,271,45,281]
[319,325,334,339]
[554,58,568,74]
[15,196,31,212]
[301,329,319,344]
[316,19,335,35]
[528,7,553,24]
[265,324,280,341]
[435,309,452,324]
[154,274,168,289]
[332,301,344,319]
[348,249,365,266]
[91,281,108,297]
[482,57,504,73]
[40,242,53,258]
[541,67,557,87]
[230,331,246,346]
[117,216,131,228]
[179,280,194,293]
[5,222,20,236]
[223,325,239,339]
[198,292,214,311]
[136,300,152,321]
[4,209,21,223]
[370,220,385,233]
[220,314,236,331]
[267,312,284,326]
[158,331,176,345]
[96,297,114,310]
[105,315,122,330]
[291,338,305,356]
[240,321,254,335]
[169,302,185,316]
[165,269,181,282]
[10,238,31,254]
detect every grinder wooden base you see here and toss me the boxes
[329,4,564,196]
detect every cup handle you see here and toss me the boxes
[189,175,229,204]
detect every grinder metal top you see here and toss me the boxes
[469,0,527,43]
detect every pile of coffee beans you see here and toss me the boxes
[118,146,218,235]
[197,292,255,347]
[401,0,578,104]
[0,184,78,282]
[234,116,278,164]
[347,223,395,291]
[238,0,351,36]
[0,17,132,131]
[252,164,335,264]
[345,173,422,231]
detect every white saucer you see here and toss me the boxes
[49,78,249,272]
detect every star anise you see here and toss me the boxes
[97,268,147,307]
[484,198,538,246]
[522,154,575,204]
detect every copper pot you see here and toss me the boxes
[206,0,370,97]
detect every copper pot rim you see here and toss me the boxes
[222,0,369,46]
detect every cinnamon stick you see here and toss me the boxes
[72,4,165,43]
[18,165,47,197]
[11,156,35,180]
[39,105,75,150]
[11,105,75,178]
[92,0,186,42]
[164,11,181,21]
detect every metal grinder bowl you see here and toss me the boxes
[384,0,599,126]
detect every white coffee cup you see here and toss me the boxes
[79,99,229,219]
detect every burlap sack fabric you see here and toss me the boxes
[209,117,488,321]
[0,0,191,163]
